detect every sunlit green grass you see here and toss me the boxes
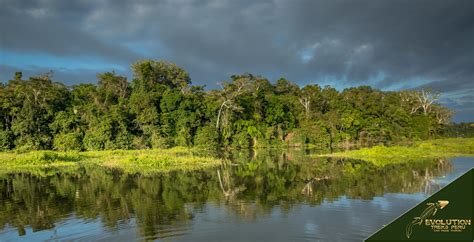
[0,147,222,174]
[317,138,474,166]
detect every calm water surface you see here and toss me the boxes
[0,149,472,241]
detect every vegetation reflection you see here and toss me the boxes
[0,150,452,239]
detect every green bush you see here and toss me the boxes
[14,134,52,151]
[132,135,150,149]
[231,130,250,148]
[83,131,105,151]
[175,127,192,147]
[194,124,219,148]
[290,122,330,148]
[0,130,12,151]
[106,130,133,150]
[151,133,173,149]
[53,132,82,151]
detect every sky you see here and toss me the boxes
[0,0,473,122]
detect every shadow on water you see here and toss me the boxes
[0,148,455,240]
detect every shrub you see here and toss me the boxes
[194,124,219,148]
[231,130,250,148]
[0,130,12,151]
[290,122,330,148]
[53,132,82,151]
[151,133,173,149]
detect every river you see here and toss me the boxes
[0,149,472,241]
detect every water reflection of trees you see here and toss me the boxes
[0,150,452,239]
[217,149,452,219]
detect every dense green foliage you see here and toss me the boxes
[0,60,454,151]
[320,138,474,165]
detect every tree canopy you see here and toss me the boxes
[0,60,455,151]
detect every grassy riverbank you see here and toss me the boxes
[2,138,472,173]
[318,138,474,166]
[0,147,222,173]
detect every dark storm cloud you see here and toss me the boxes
[0,0,140,63]
[1,0,473,120]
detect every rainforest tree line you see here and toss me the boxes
[0,60,454,151]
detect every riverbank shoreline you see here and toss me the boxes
[1,138,472,173]
[0,147,222,173]
[316,138,474,166]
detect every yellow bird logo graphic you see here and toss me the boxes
[405,200,449,239]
